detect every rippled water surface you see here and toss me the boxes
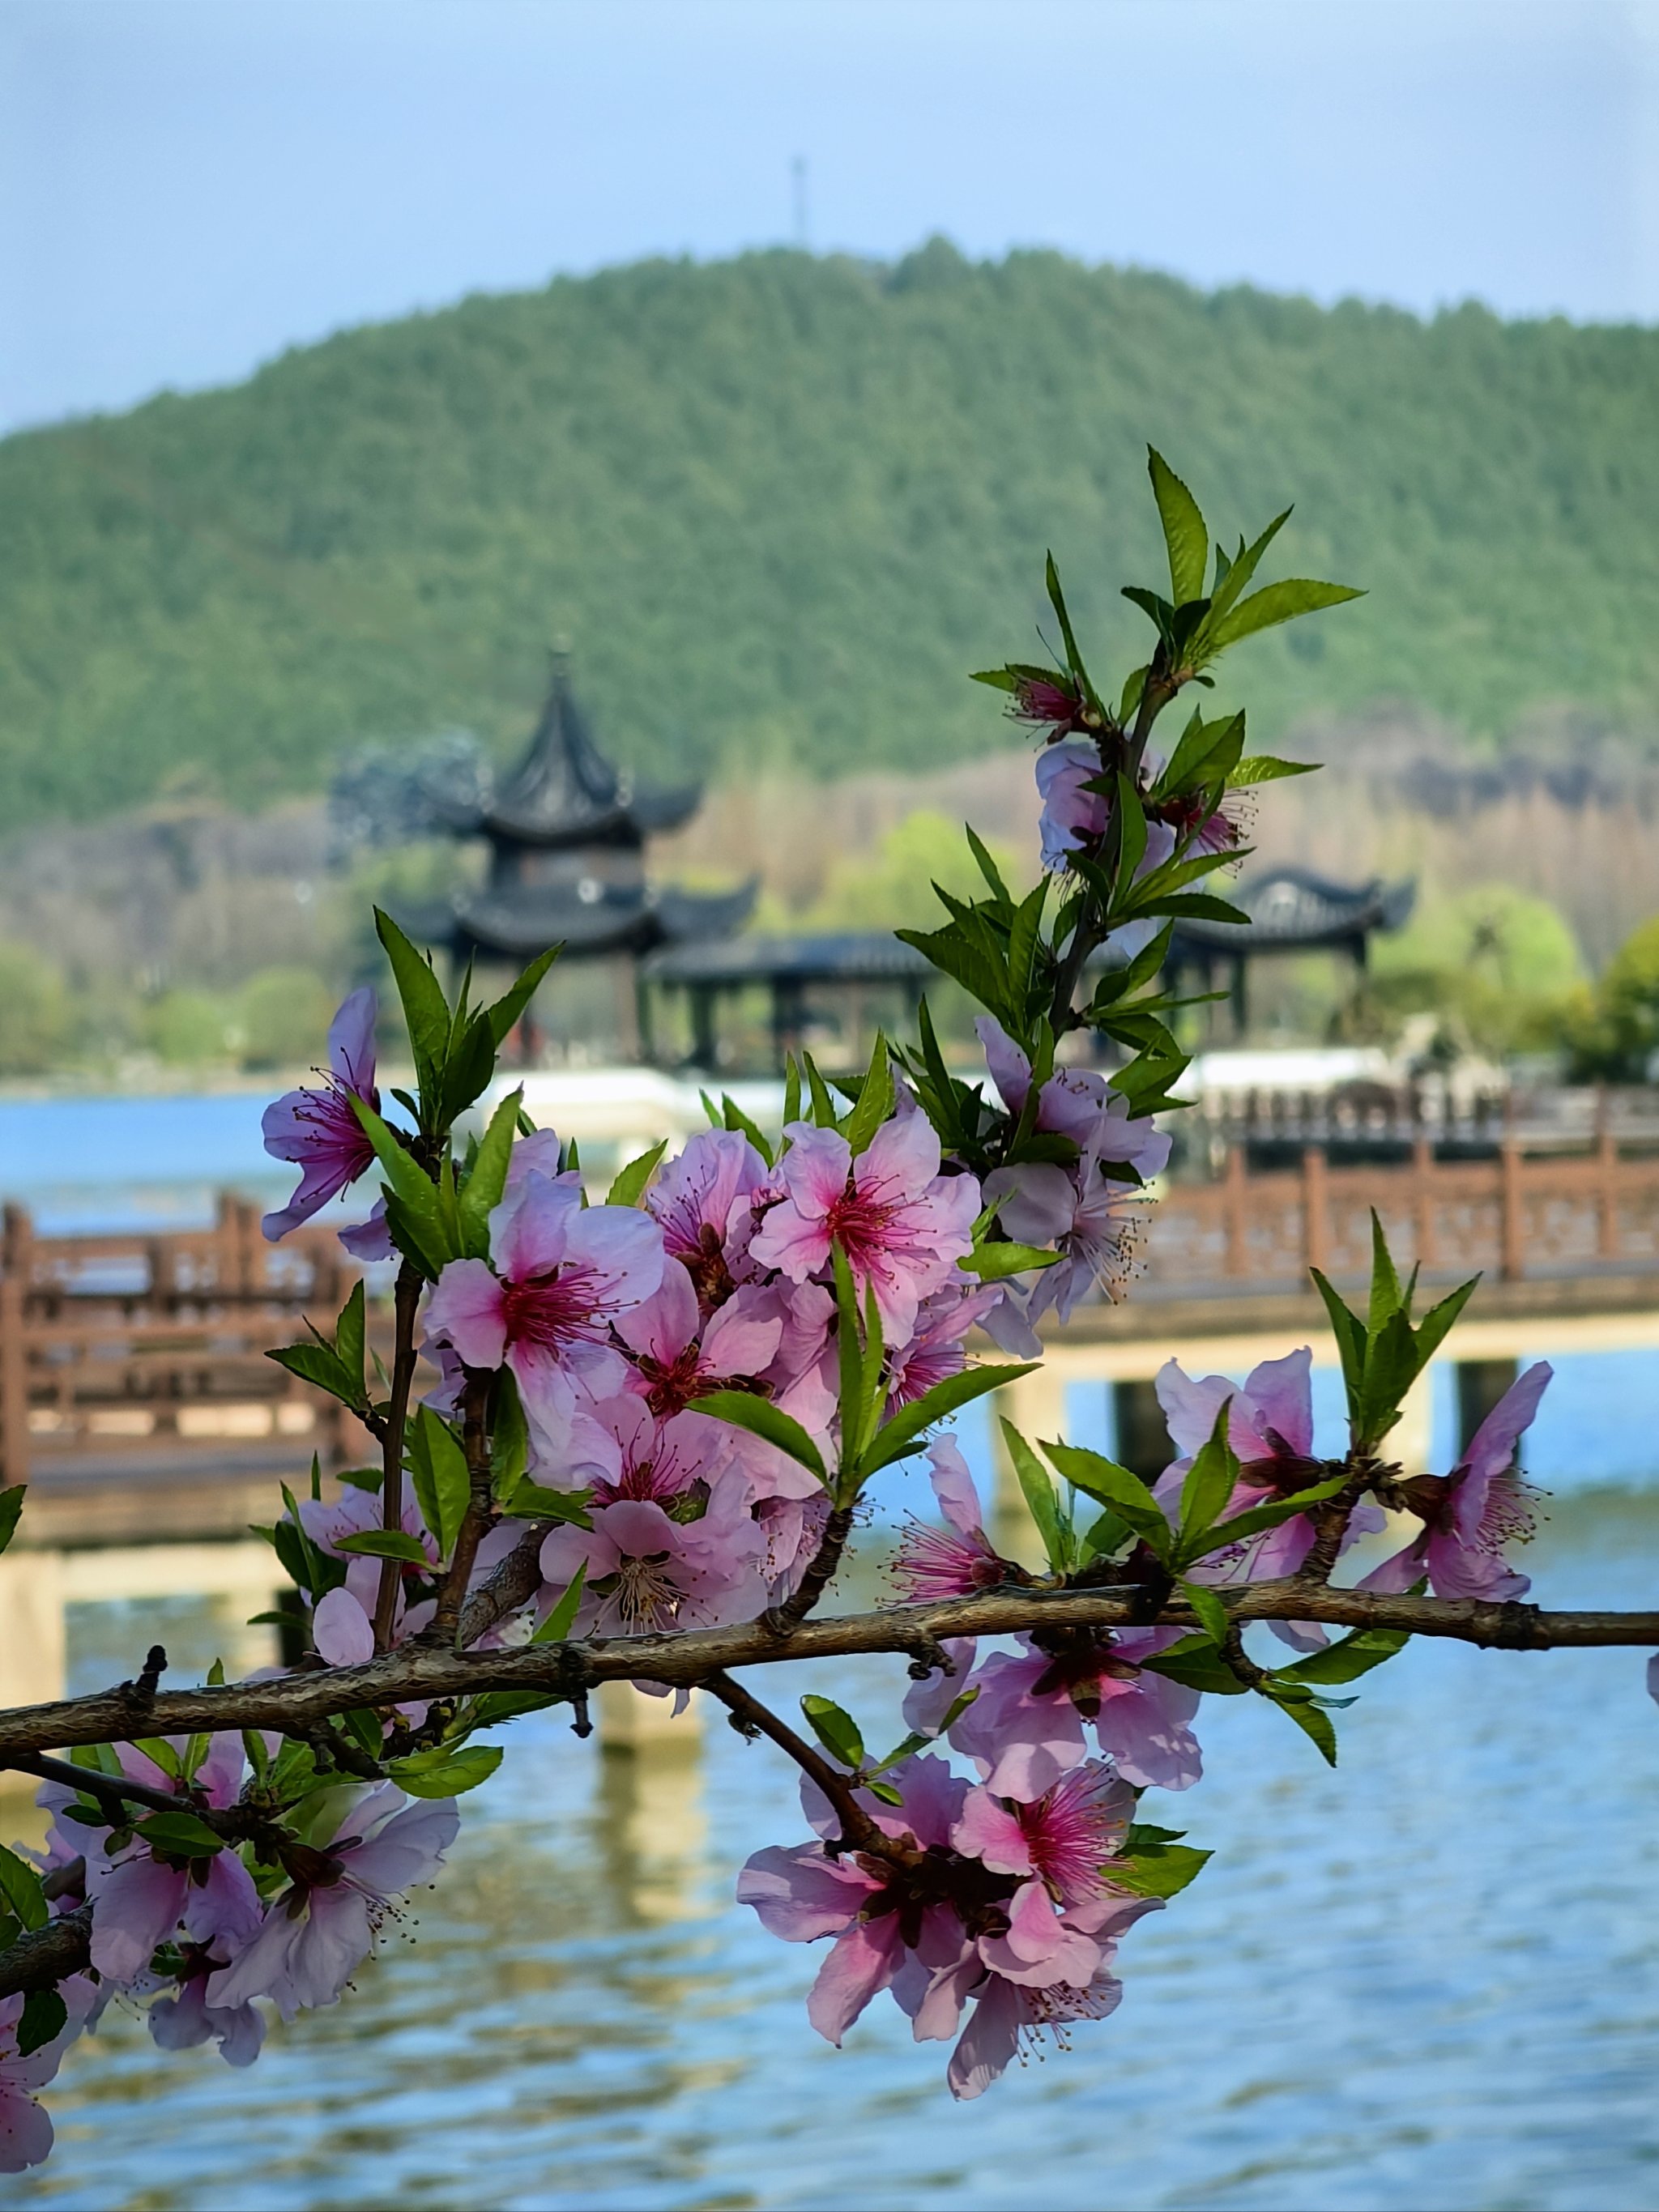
[7,1491,1659,2212]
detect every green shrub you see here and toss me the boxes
[0,940,70,1075]
[141,990,238,1065]
[238,968,339,1071]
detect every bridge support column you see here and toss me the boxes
[991,1368,1067,1562]
[598,1680,702,1752]
[0,1549,66,1708]
[1389,1364,1436,1477]
[1456,1358,1520,1460]
[1111,1378,1175,1481]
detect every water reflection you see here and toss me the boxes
[11,1497,1659,2210]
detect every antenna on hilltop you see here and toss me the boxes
[791,155,810,252]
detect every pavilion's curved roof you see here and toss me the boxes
[398,878,757,964]
[450,661,702,851]
[1170,867,1414,953]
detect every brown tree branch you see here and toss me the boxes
[761,1506,855,1635]
[0,1907,92,1999]
[372,1259,425,1653]
[0,1581,1653,1762]
[702,1672,895,1857]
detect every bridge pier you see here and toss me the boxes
[0,1542,280,1708]
[1456,1357,1520,1459]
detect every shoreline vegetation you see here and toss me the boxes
[6,242,1659,829]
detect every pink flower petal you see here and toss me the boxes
[806,1915,906,2045]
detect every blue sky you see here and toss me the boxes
[4,0,1658,433]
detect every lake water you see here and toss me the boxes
[5,1495,1657,2212]
[5,1094,1659,2208]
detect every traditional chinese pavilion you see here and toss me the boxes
[407,658,755,979]
[1164,866,1414,1034]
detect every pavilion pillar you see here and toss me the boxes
[690,987,719,1072]
[610,956,641,1062]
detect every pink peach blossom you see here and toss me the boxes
[261,987,381,1244]
[207,1786,458,2020]
[424,1169,663,1458]
[1361,1362,1552,1603]
[748,1116,979,1345]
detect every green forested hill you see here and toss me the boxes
[4,238,1659,827]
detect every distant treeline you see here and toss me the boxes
[4,238,1659,828]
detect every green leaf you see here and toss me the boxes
[484,945,561,1049]
[865,1779,905,1807]
[335,1529,430,1565]
[800,1695,864,1770]
[1179,1579,1232,1645]
[608,1138,668,1207]
[0,1842,48,1933]
[437,1013,498,1135]
[390,1745,504,1797]
[801,1052,842,1130]
[969,666,1020,693]
[1045,551,1089,684]
[15,1988,66,2056]
[957,1240,1062,1281]
[1266,1688,1339,1765]
[964,825,1012,904]
[1078,1505,1132,1562]
[1231,754,1318,785]
[719,1092,775,1164]
[1111,771,1148,893]
[266,1339,360,1409]
[529,1561,586,1643]
[999,1421,1068,1573]
[1209,577,1363,651]
[1367,1213,1405,1336]
[1158,707,1245,796]
[131,1736,181,1778]
[458,1088,522,1255]
[135,1809,224,1858]
[1147,448,1209,604]
[842,1034,895,1157]
[1178,1401,1239,1552]
[349,1097,458,1270]
[1039,1441,1173,1562]
[1355,1308,1418,1450]
[1412,1275,1480,1370]
[1141,1634,1248,1695]
[333,1278,366,1395]
[489,1367,530,1503]
[1121,582,1176,643]
[406,1404,472,1562]
[1200,1474,1348,1552]
[375,907,452,1113]
[857,1361,1039,1478]
[498,1480,592,1526]
[1277,1622,1411,1687]
[0,1483,26,1555]
[1109,1838,1213,1899]
[1311,1268,1367,1422]
[1204,508,1290,629]
[687,1392,828,1484]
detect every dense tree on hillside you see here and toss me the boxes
[2,241,1658,827]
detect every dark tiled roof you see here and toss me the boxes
[1170,867,1414,953]
[468,663,701,850]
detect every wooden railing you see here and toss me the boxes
[0,1199,365,1490]
[1141,1134,1659,1297]
[4,1133,1659,1490]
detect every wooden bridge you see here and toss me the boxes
[0,1139,1656,1707]
[0,1133,1652,1517]
[0,1198,369,1545]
